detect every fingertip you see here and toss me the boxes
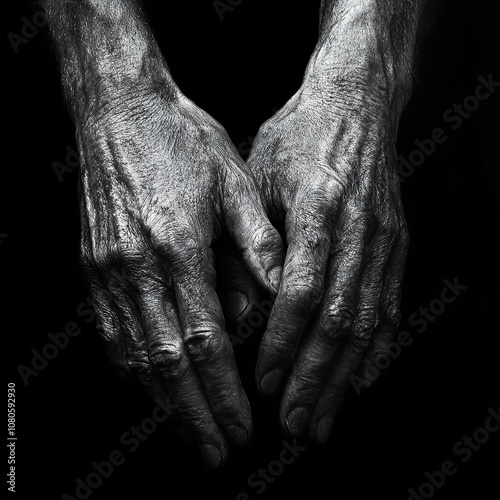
[258,368,283,396]
[267,265,282,294]
[241,225,284,293]
[311,416,335,445]
[227,425,249,447]
[228,390,254,447]
[284,407,309,437]
[199,443,227,469]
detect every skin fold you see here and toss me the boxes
[42,0,426,465]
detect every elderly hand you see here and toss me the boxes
[248,1,415,443]
[78,85,283,466]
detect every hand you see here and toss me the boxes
[248,38,410,443]
[78,85,283,467]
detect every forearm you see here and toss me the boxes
[43,0,177,124]
[307,0,427,118]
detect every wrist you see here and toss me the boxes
[305,0,421,119]
[44,0,179,125]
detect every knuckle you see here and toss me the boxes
[149,341,187,378]
[324,174,344,198]
[178,405,214,431]
[384,302,402,328]
[251,224,282,255]
[116,239,143,265]
[370,342,393,360]
[126,356,153,385]
[321,382,347,403]
[303,220,331,250]
[319,299,355,343]
[83,240,144,276]
[183,329,224,364]
[160,229,202,273]
[282,269,324,313]
[313,175,344,207]
[351,310,377,350]
[291,370,323,393]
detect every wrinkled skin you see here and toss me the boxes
[44,0,424,465]
[77,87,283,467]
[248,19,412,443]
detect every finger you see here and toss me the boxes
[162,235,253,447]
[94,265,155,392]
[79,181,132,380]
[133,271,230,467]
[99,284,199,452]
[86,274,132,381]
[222,160,284,294]
[80,246,136,381]
[96,254,227,466]
[89,254,169,396]
[307,229,398,444]
[279,230,365,436]
[255,191,335,396]
[78,183,149,384]
[361,224,409,388]
[214,235,261,323]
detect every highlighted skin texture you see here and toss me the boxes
[249,0,425,443]
[43,0,426,463]
[44,0,283,468]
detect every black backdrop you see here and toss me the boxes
[4,1,499,499]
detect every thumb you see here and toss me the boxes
[221,162,284,295]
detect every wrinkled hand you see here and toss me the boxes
[248,60,410,443]
[78,87,283,466]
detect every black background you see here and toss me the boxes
[4,1,499,499]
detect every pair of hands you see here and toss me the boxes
[78,53,409,468]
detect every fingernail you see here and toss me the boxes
[315,416,334,444]
[267,266,282,294]
[260,369,282,395]
[227,425,248,446]
[199,444,223,468]
[286,407,309,436]
[226,291,249,320]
